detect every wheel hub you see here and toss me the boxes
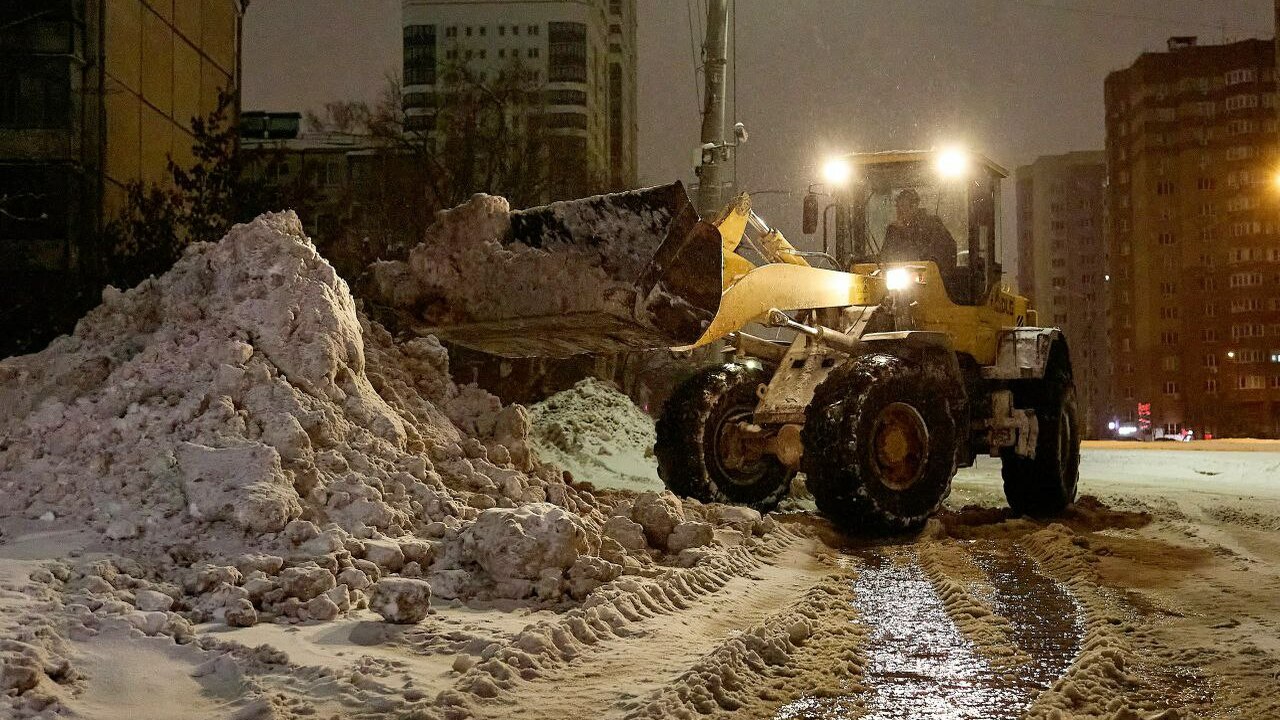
[869,402,930,491]
[714,409,769,486]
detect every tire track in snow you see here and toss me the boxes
[778,544,1083,719]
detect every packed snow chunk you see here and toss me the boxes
[631,492,686,547]
[0,652,42,694]
[528,379,661,492]
[708,505,764,535]
[462,503,601,586]
[177,441,302,533]
[361,538,406,573]
[224,599,259,627]
[667,521,714,553]
[602,515,648,552]
[370,578,433,624]
[134,588,175,612]
[279,564,337,602]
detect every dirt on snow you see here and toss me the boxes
[0,211,1278,719]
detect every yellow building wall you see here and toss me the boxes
[102,0,240,217]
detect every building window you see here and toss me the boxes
[1224,94,1259,111]
[0,59,72,130]
[1159,307,1179,319]
[547,89,588,106]
[547,112,588,129]
[1229,272,1263,288]
[1227,146,1256,160]
[445,26,457,37]
[1197,177,1215,190]
[1231,323,1265,339]
[1156,180,1175,195]
[1237,375,1265,390]
[1163,381,1179,396]
[1158,232,1175,246]
[404,25,437,86]
[1230,298,1264,313]
[528,47,540,59]
[1236,349,1263,363]
[1202,328,1219,342]
[529,24,540,35]
[1225,68,1257,85]
[1161,356,1179,371]
[1203,353,1218,369]
[1204,378,1218,393]
[1160,331,1179,345]
[548,22,586,82]
[1226,196,1258,212]
[403,92,437,109]
[404,114,433,132]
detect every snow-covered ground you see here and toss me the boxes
[2,210,1277,718]
[4,438,1276,718]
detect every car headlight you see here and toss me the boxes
[885,267,912,291]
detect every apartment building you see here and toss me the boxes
[1,0,244,355]
[400,0,637,199]
[1105,37,1280,438]
[1015,151,1110,437]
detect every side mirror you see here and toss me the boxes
[802,194,819,235]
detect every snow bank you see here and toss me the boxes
[0,213,622,625]
[0,211,786,716]
[527,378,662,492]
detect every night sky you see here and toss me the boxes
[243,0,1275,263]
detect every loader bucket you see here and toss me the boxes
[404,182,723,358]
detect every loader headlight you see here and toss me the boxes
[822,157,853,187]
[935,147,970,179]
[885,267,913,291]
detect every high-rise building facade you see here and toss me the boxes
[1015,151,1109,437]
[0,0,244,355]
[1104,37,1280,438]
[400,0,637,199]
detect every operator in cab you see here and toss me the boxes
[879,188,958,279]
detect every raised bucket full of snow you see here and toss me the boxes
[364,181,723,358]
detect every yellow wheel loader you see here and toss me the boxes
[405,149,1079,533]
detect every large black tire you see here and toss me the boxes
[1000,370,1080,517]
[655,363,794,510]
[801,353,959,534]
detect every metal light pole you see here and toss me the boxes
[695,0,729,218]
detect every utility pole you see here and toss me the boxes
[695,0,729,219]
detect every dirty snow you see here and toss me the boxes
[527,379,663,492]
[1,210,1278,719]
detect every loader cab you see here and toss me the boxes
[805,149,1006,306]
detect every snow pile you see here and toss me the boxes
[527,378,662,492]
[363,194,641,328]
[0,213,630,624]
[360,184,719,356]
[0,211,796,717]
